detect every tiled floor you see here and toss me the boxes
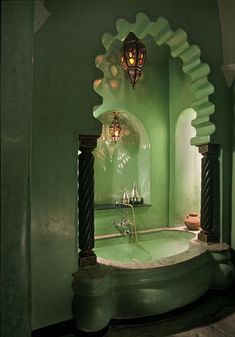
[65,284,235,337]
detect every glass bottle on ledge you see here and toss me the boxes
[129,182,143,205]
[121,187,129,204]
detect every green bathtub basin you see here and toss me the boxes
[72,229,235,332]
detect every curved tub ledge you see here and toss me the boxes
[72,231,235,332]
[193,241,235,289]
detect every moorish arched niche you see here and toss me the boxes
[94,109,151,206]
[93,13,215,146]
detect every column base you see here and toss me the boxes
[198,230,218,243]
[79,250,97,267]
[72,265,112,332]
[73,324,110,336]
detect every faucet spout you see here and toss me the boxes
[114,201,138,243]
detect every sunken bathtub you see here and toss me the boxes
[72,228,235,332]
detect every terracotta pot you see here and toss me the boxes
[184,213,200,230]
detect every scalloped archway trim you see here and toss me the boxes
[94,13,215,146]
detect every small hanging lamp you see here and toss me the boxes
[120,32,146,89]
[109,112,122,143]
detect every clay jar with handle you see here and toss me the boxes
[184,213,200,230]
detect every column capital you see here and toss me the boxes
[79,134,99,152]
[198,143,219,156]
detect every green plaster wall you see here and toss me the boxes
[1,0,230,331]
[31,5,102,329]
[232,81,235,250]
[1,2,33,337]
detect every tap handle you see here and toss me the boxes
[123,229,130,235]
[113,220,120,228]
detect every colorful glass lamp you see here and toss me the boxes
[120,32,146,89]
[109,112,122,143]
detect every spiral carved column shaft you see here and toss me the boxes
[201,154,214,232]
[198,144,219,243]
[78,135,98,267]
[79,152,94,251]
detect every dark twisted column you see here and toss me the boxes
[198,144,219,243]
[78,135,98,267]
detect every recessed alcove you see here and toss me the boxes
[172,108,201,226]
[94,110,151,206]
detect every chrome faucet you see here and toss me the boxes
[113,217,130,236]
[113,202,138,242]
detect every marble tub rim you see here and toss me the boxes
[96,227,230,270]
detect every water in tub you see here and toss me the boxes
[95,230,195,263]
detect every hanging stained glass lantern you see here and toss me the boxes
[120,32,146,89]
[109,112,122,143]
